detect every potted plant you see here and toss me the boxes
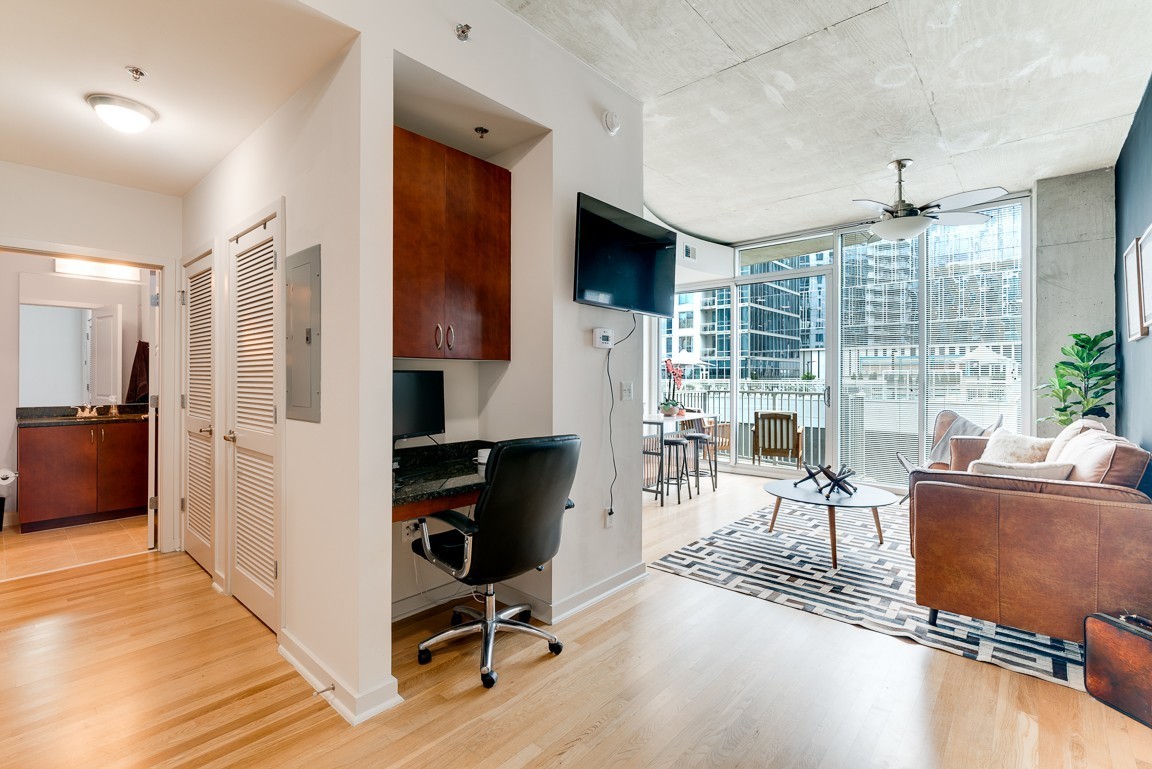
[1037,330,1118,426]
[661,358,684,415]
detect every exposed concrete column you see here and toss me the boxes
[1033,168,1116,435]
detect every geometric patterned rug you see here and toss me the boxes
[650,502,1085,690]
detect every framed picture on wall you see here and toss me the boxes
[1125,237,1147,341]
[1142,223,1152,329]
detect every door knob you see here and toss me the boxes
[223,430,237,442]
[199,426,214,436]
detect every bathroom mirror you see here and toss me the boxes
[18,303,123,407]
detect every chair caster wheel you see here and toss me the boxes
[481,671,498,688]
[450,612,463,626]
[518,609,532,623]
[548,641,563,655]
[417,648,432,665]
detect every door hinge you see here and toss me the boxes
[273,560,279,579]
[148,496,159,511]
[149,395,159,409]
[178,290,186,306]
[180,497,186,512]
[181,394,187,409]
[151,292,161,308]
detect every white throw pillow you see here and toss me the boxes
[968,460,1075,480]
[981,428,1054,464]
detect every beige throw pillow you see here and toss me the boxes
[980,428,1054,464]
[968,460,1075,480]
[1045,419,1107,462]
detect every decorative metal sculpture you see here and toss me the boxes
[795,462,858,498]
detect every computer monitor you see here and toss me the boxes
[393,370,445,441]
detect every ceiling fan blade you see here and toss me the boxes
[924,186,1008,212]
[852,199,895,214]
[932,211,992,226]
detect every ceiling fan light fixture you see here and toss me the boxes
[870,214,933,242]
[86,94,158,134]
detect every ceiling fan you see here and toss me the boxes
[854,159,1007,242]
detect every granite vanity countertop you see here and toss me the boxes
[16,405,150,428]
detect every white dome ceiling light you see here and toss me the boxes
[86,93,158,134]
[854,159,1007,242]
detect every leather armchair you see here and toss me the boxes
[909,429,1152,643]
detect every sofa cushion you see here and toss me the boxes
[981,428,1054,464]
[968,460,1075,480]
[1046,419,1106,462]
[1060,430,1150,487]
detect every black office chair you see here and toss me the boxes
[412,434,581,688]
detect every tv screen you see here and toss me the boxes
[393,370,445,440]
[573,192,677,318]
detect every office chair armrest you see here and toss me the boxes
[426,509,480,536]
[416,510,478,580]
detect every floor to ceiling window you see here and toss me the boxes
[661,198,1027,486]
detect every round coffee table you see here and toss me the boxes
[762,478,899,568]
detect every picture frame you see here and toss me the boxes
[1125,237,1147,341]
[1142,223,1152,329]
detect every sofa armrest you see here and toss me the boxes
[948,435,989,470]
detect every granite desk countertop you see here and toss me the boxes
[392,440,493,508]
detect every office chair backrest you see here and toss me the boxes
[470,434,581,584]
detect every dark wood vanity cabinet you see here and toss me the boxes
[393,126,511,360]
[17,420,148,529]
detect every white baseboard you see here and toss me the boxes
[278,629,403,726]
[498,561,648,625]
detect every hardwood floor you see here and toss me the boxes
[1,474,1149,768]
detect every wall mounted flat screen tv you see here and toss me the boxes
[573,192,677,318]
[393,370,445,440]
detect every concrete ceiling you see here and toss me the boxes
[497,0,1152,244]
[0,0,356,197]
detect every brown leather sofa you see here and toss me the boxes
[909,422,1152,642]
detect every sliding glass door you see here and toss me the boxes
[662,199,1025,486]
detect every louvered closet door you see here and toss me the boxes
[227,221,281,630]
[182,253,215,574]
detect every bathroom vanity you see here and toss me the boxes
[16,408,149,532]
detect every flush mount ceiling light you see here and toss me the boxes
[86,93,158,134]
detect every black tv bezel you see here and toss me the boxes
[573,192,677,319]
[392,369,446,441]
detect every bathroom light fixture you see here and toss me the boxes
[86,94,158,134]
[55,258,142,282]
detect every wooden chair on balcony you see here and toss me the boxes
[751,411,804,468]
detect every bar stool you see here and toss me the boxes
[663,435,692,504]
[682,419,717,494]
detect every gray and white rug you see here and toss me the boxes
[651,502,1084,690]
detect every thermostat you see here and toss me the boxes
[593,327,615,349]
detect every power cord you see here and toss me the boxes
[604,313,639,522]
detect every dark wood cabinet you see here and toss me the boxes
[17,420,148,530]
[394,126,511,360]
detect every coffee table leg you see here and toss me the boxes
[768,496,782,531]
[827,506,837,568]
[871,507,884,544]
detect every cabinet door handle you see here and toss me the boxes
[91,428,95,444]
[100,428,105,443]
[223,430,237,443]
[446,324,454,351]
[435,323,443,350]
[199,426,214,436]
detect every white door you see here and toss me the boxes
[90,304,122,405]
[181,253,216,574]
[226,216,281,630]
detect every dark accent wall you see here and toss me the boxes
[1116,75,1152,495]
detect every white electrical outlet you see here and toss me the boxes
[604,508,614,528]
[621,381,633,401]
[402,521,421,543]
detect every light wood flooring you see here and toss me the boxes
[0,515,149,580]
[1,474,1150,768]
